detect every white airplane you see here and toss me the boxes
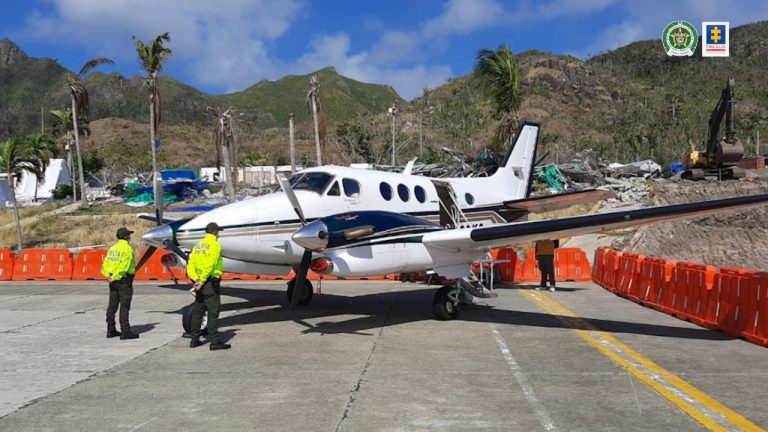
[138,121,768,321]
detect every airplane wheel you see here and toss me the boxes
[433,285,460,320]
[182,303,208,333]
[286,279,314,306]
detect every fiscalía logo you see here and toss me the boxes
[662,20,698,56]
[702,22,729,57]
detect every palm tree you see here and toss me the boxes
[0,138,46,251]
[23,134,55,201]
[51,109,90,203]
[306,75,326,166]
[133,32,172,220]
[474,45,522,150]
[68,58,114,208]
[205,107,237,203]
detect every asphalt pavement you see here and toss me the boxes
[0,279,766,431]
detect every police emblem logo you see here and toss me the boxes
[702,22,729,57]
[662,20,698,56]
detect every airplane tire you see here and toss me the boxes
[182,303,208,334]
[286,279,314,306]
[433,285,460,320]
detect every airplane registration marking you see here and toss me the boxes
[490,327,558,431]
[521,290,764,432]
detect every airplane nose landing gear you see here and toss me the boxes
[286,278,314,306]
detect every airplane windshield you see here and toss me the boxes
[289,172,333,194]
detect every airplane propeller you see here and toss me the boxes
[278,176,315,309]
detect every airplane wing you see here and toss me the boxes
[422,193,768,252]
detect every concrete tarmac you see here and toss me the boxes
[0,280,766,431]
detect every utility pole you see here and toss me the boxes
[388,103,397,166]
[289,113,296,173]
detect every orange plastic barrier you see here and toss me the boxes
[667,262,716,324]
[0,248,14,280]
[490,248,520,282]
[134,247,173,281]
[707,268,756,336]
[592,247,606,287]
[616,253,643,298]
[743,272,768,347]
[72,249,108,280]
[554,248,592,282]
[601,249,623,292]
[12,248,73,281]
[635,257,674,310]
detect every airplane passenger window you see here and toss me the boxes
[289,172,333,194]
[414,185,426,203]
[342,178,361,197]
[327,181,340,196]
[397,184,410,202]
[380,182,393,201]
[465,193,475,205]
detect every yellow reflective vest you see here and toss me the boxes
[101,239,136,281]
[186,233,223,284]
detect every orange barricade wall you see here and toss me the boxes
[134,247,173,281]
[635,257,673,309]
[713,268,757,337]
[72,249,108,280]
[0,248,14,280]
[616,253,639,297]
[12,248,73,281]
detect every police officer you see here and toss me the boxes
[102,227,139,339]
[187,222,230,350]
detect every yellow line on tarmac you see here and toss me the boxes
[520,290,764,432]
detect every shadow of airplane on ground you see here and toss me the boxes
[145,280,732,342]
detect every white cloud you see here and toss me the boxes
[422,0,505,37]
[18,0,301,90]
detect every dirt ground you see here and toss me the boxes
[625,177,768,272]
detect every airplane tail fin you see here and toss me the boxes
[491,122,539,199]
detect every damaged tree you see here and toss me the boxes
[306,75,326,166]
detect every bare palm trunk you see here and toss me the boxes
[67,138,76,203]
[222,140,236,203]
[71,98,88,208]
[310,98,322,166]
[8,176,23,252]
[149,93,162,221]
[289,113,296,172]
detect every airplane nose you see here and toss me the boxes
[142,224,174,248]
[291,221,329,252]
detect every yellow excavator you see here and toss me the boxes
[683,77,745,180]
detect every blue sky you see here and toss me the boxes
[2,0,766,100]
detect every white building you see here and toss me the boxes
[200,165,300,185]
[0,159,71,208]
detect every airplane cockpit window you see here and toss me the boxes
[414,185,426,203]
[465,193,475,205]
[289,172,333,194]
[380,182,393,201]
[342,178,361,198]
[327,181,340,196]
[397,184,410,202]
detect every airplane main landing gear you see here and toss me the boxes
[286,278,314,306]
[182,303,208,334]
[433,284,462,320]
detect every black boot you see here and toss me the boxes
[120,331,139,340]
[190,338,204,348]
[106,329,121,338]
[209,341,231,350]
